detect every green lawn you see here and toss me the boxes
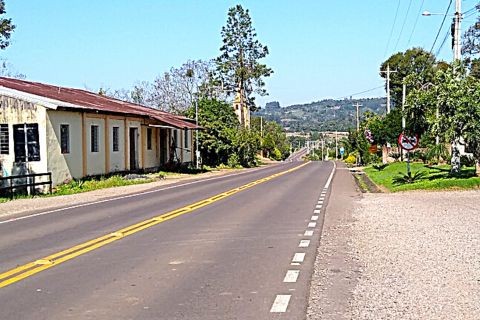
[364,162,480,192]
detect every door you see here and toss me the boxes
[129,128,138,170]
[160,129,168,165]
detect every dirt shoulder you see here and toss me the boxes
[0,167,258,220]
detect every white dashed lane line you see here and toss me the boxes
[270,161,336,314]
[292,253,306,263]
[283,270,300,283]
[270,295,291,312]
[299,240,310,248]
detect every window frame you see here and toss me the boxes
[147,128,152,150]
[112,126,119,152]
[91,125,99,153]
[0,124,8,155]
[60,124,70,154]
[13,123,40,162]
[184,128,189,149]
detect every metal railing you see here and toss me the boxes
[0,172,52,199]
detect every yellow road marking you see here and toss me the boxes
[0,162,310,288]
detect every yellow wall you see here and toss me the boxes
[46,110,83,184]
[108,119,125,172]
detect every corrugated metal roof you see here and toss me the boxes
[0,77,199,129]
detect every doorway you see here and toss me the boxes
[129,128,138,170]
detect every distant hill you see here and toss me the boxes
[255,97,387,132]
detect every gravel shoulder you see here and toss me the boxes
[308,163,480,319]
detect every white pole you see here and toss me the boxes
[195,99,199,169]
[402,82,406,130]
[386,64,391,114]
[335,131,338,159]
[454,0,462,60]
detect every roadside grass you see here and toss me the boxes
[364,162,480,192]
[0,163,247,203]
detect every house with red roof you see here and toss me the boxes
[0,77,199,186]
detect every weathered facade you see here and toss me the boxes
[0,78,198,186]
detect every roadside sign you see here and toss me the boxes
[398,133,419,151]
[339,147,345,155]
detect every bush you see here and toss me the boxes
[461,154,476,167]
[345,154,356,165]
[227,153,241,168]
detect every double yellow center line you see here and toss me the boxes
[0,162,309,288]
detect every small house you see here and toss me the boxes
[0,77,198,186]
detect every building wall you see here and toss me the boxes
[85,116,106,176]
[143,126,159,169]
[108,118,125,173]
[46,110,83,184]
[0,96,48,177]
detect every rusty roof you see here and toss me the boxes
[0,77,199,129]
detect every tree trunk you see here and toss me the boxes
[450,139,461,174]
[382,145,388,164]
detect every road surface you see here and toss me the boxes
[0,161,335,320]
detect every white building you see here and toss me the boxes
[0,77,198,186]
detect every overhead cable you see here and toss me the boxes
[384,0,402,58]
[407,0,425,46]
[393,0,414,51]
[430,0,453,56]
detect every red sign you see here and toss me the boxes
[398,133,419,151]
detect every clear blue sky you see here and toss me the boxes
[3,1,479,107]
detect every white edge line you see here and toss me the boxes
[0,163,304,225]
[324,161,337,189]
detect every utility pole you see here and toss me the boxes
[353,103,362,131]
[454,0,462,60]
[380,64,398,114]
[335,131,338,159]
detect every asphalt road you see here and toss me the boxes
[0,161,335,320]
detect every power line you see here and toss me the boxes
[430,0,454,55]
[384,0,402,58]
[435,29,451,57]
[337,85,384,100]
[393,0,413,51]
[407,0,425,46]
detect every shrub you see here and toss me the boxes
[345,154,356,165]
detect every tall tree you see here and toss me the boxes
[150,60,216,114]
[380,48,436,109]
[0,0,14,50]
[216,5,273,112]
[462,4,480,57]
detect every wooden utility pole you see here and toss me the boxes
[381,64,397,114]
[353,103,362,131]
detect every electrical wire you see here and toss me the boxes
[430,0,453,55]
[407,0,425,46]
[393,0,413,51]
[337,85,385,100]
[435,29,451,57]
[384,0,402,58]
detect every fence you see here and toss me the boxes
[0,172,52,199]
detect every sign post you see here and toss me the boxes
[398,133,419,177]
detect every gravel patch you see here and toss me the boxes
[349,190,480,319]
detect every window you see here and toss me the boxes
[184,128,189,149]
[91,125,99,152]
[60,124,70,154]
[112,126,119,152]
[173,130,178,148]
[13,123,40,162]
[147,128,152,150]
[0,124,8,155]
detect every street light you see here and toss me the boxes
[422,0,462,60]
